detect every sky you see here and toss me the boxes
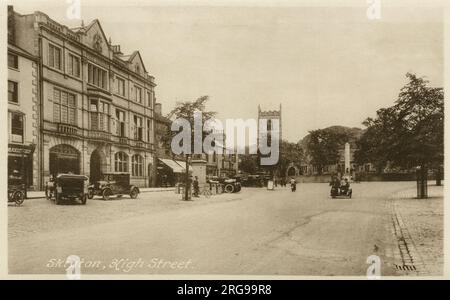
[8,0,444,142]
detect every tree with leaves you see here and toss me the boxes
[239,154,259,174]
[306,128,352,175]
[167,96,216,200]
[277,140,304,177]
[354,73,444,192]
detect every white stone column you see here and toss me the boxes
[344,142,350,174]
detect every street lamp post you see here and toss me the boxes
[184,154,190,201]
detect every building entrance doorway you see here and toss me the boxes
[49,144,80,176]
[90,149,103,183]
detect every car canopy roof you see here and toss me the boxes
[102,172,130,175]
[56,174,88,180]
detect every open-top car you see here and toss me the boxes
[211,176,241,193]
[223,178,242,193]
[45,174,89,205]
[87,172,140,200]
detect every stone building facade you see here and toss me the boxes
[7,41,40,191]
[8,7,157,189]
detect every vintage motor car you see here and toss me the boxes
[217,176,242,194]
[87,172,140,200]
[240,173,269,187]
[8,170,26,206]
[329,177,353,199]
[45,174,89,205]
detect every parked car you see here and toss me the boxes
[240,174,268,187]
[205,176,241,193]
[219,177,242,193]
[223,178,241,193]
[88,172,140,200]
[45,174,89,205]
[8,170,25,206]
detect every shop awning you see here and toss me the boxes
[159,158,186,173]
[175,160,188,169]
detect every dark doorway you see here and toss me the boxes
[49,144,80,176]
[90,149,102,184]
[287,166,296,177]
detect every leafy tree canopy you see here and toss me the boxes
[354,73,443,170]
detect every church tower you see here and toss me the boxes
[257,104,282,174]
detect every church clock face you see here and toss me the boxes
[93,33,103,52]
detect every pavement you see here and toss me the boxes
[8,182,443,277]
[388,184,443,275]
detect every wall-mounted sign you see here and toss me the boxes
[8,143,35,155]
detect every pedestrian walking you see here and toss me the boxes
[290,177,296,192]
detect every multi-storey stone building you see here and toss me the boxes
[8,7,157,189]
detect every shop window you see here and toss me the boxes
[8,155,33,188]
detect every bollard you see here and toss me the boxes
[416,166,428,199]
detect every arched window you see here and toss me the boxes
[114,152,128,172]
[132,154,143,176]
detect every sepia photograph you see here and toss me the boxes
[1,0,447,281]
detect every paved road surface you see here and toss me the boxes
[8,182,423,276]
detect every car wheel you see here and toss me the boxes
[130,188,138,199]
[224,184,235,193]
[102,189,112,200]
[81,195,87,205]
[14,191,25,206]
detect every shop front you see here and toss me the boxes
[157,158,187,187]
[8,143,36,194]
[49,144,80,177]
